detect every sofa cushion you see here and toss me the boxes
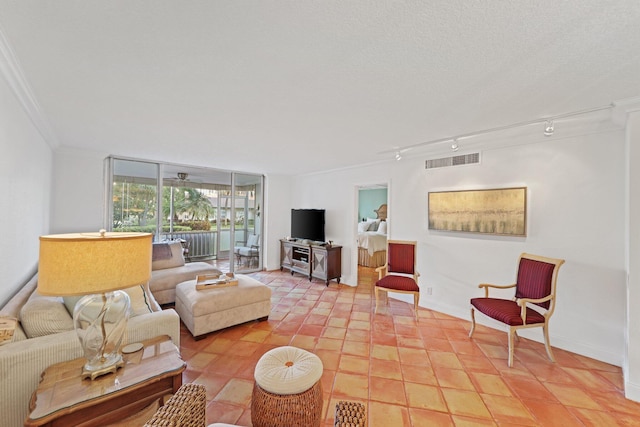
[247,234,259,247]
[150,263,222,305]
[237,247,258,257]
[152,242,185,271]
[19,292,74,338]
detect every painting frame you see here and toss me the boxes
[428,187,527,236]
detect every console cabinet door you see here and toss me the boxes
[281,241,293,269]
[311,248,328,281]
[311,246,341,285]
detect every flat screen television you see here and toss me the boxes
[291,209,325,242]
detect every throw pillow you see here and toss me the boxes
[377,221,387,234]
[20,293,74,338]
[0,316,17,346]
[151,241,185,270]
[126,284,159,316]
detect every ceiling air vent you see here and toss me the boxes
[425,152,480,170]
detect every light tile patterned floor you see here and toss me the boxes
[178,266,640,426]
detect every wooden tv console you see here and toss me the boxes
[280,239,342,286]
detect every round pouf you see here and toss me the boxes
[251,346,324,427]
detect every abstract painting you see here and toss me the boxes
[428,187,526,236]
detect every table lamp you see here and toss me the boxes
[38,230,152,380]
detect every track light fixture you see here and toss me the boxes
[451,140,459,152]
[381,104,612,161]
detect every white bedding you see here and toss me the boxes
[357,231,387,256]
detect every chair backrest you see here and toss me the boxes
[386,240,417,275]
[247,234,259,247]
[514,253,565,311]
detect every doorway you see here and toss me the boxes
[355,184,389,284]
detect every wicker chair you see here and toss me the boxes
[144,383,242,427]
[144,383,207,427]
[334,401,366,427]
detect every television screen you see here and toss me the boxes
[291,209,325,242]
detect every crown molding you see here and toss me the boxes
[613,96,640,112]
[0,23,59,148]
[612,96,640,127]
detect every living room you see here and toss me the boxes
[2,2,640,426]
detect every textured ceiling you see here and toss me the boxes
[1,1,639,175]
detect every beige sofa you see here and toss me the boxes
[150,241,221,305]
[0,273,181,427]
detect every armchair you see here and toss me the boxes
[234,233,260,267]
[374,240,420,321]
[469,252,565,367]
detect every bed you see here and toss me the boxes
[357,204,387,268]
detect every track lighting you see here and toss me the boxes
[395,151,402,161]
[380,104,612,159]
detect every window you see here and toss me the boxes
[105,157,264,273]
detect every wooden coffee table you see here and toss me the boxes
[25,335,185,427]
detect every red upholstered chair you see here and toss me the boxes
[374,240,420,320]
[469,253,565,367]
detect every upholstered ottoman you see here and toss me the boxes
[251,346,324,427]
[175,274,271,339]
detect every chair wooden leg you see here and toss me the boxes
[374,286,380,314]
[413,293,419,322]
[469,307,476,338]
[508,328,515,367]
[543,323,556,362]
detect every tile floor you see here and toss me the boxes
[178,266,640,426]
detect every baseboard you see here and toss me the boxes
[421,298,623,367]
[625,380,640,402]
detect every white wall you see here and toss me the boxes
[263,174,292,270]
[291,126,628,367]
[0,71,52,306]
[51,147,107,233]
[625,110,640,400]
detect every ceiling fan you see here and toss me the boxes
[169,172,203,186]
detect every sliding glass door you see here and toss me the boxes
[105,157,264,273]
[109,158,159,234]
[231,173,263,271]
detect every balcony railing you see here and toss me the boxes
[160,230,217,261]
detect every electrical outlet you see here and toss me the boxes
[426,287,433,295]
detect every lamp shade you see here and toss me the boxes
[38,231,152,296]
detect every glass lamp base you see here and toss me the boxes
[81,357,125,380]
[73,290,131,380]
